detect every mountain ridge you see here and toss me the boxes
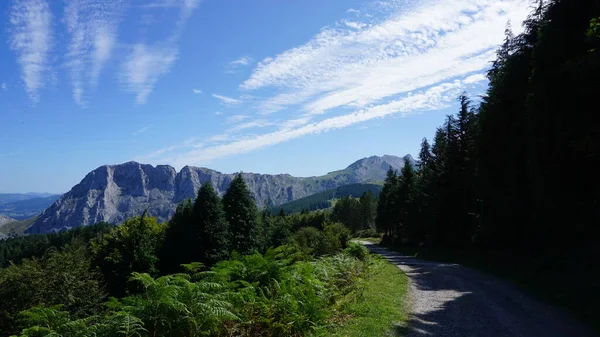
[28,155,413,234]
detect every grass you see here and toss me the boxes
[328,256,409,337]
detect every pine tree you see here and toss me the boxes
[222,174,261,255]
[376,167,398,239]
[194,182,230,265]
[358,191,376,231]
[158,199,194,274]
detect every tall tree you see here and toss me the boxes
[376,167,398,239]
[194,182,230,265]
[358,191,377,231]
[222,174,261,255]
[158,199,193,274]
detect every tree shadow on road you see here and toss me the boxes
[362,244,598,337]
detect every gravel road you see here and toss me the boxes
[359,241,597,337]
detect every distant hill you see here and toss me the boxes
[270,183,383,214]
[29,154,414,234]
[0,216,37,238]
[0,193,58,204]
[0,195,61,220]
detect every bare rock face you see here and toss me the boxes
[28,155,410,233]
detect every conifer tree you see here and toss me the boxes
[194,182,230,265]
[222,174,261,255]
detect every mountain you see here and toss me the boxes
[0,195,61,220]
[27,155,413,233]
[269,183,384,214]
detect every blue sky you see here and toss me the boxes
[0,0,530,193]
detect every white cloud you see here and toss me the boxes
[227,119,273,133]
[226,56,254,73]
[120,44,178,104]
[343,20,367,30]
[231,56,252,66]
[214,111,223,115]
[226,114,249,123]
[241,0,529,119]
[193,88,202,94]
[120,0,201,104]
[9,0,53,103]
[64,0,125,107]
[212,93,241,105]
[1,83,7,91]
[347,8,361,14]
[133,125,152,135]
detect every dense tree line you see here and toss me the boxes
[269,183,382,214]
[377,0,599,325]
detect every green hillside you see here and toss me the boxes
[270,183,382,214]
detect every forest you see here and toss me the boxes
[374,0,600,328]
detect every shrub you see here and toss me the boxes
[354,228,380,238]
[292,227,330,256]
[344,242,370,261]
[323,222,351,251]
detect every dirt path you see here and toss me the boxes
[359,241,597,337]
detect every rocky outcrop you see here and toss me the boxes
[28,155,412,233]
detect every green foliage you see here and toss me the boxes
[91,214,165,297]
[223,174,261,255]
[344,242,369,261]
[331,196,361,232]
[0,222,112,267]
[0,242,106,336]
[323,222,351,251]
[160,183,230,273]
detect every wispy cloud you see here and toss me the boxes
[121,44,178,104]
[64,0,125,107]
[242,0,529,121]
[133,125,152,136]
[215,111,223,115]
[212,93,241,105]
[193,88,202,94]
[347,8,361,14]
[225,56,253,73]
[1,83,7,91]
[226,114,249,124]
[9,0,53,103]
[161,77,485,167]
[120,0,201,104]
[140,0,529,167]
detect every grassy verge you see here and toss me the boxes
[328,255,409,336]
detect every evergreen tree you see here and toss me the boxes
[194,182,230,265]
[222,174,261,255]
[376,167,398,239]
[358,191,377,231]
[158,199,193,274]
